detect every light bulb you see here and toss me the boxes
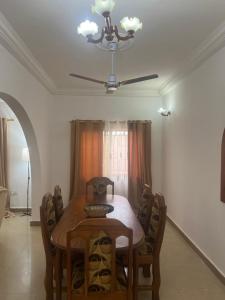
[92,0,115,15]
[77,20,98,37]
[158,108,171,116]
[120,17,143,32]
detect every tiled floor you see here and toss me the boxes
[0,215,225,300]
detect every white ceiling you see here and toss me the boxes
[0,0,225,92]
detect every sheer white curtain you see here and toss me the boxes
[103,121,128,197]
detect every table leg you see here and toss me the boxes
[55,248,62,300]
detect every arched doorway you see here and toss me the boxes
[0,92,41,220]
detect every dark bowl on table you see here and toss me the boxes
[84,203,114,218]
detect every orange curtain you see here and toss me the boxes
[128,121,152,209]
[0,118,9,209]
[70,120,104,199]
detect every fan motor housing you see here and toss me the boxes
[108,74,117,84]
[107,74,118,90]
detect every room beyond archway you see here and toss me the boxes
[0,92,41,219]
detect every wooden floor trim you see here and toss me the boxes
[10,208,31,213]
[30,221,40,226]
[167,216,225,286]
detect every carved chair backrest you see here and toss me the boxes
[53,185,64,222]
[66,218,133,300]
[40,193,56,261]
[137,184,154,234]
[146,193,167,255]
[86,177,114,198]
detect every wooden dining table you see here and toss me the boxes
[51,194,144,300]
[52,194,145,251]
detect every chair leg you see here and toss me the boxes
[152,259,160,300]
[133,257,139,300]
[152,289,160,300]
[55,249,62,300]
[45,263,54,300]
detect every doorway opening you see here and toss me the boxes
[0,98,31,214]
[0,92,41,223]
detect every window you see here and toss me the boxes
[70,119,151,206]
[103,122,128,197]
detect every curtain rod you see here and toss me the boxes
[128,120,152,124]
[70,120,104,123]
[70,120,151,123]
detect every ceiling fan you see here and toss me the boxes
[70,1,159,93]
[70,49,159,94]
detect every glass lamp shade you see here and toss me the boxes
[77,20,98,37]
[158,107,171,116]
[158,108,166,114]
[120,17,143,32]
[92,0,115,15]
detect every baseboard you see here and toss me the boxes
[10,207,31,212]
[167,216,225,285]
[30,221,40,226]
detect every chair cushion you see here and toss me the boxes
[93,182,107,195]
[137,200,151,234]
[88,231,112,292]
[142,185,152,200]
[147,197,160,247]
[137,238,153,255]
[43,194,56,233]
[53,185,64,220]
[72,231,127,294]
[137,197,161,256]
[72,258,85,294]
[72,260,127,293]
[53,195,64,219]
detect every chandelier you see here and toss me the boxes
[71,0,158,93]
[77,0,143,46]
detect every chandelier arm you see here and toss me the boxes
[105,15,112,31]
[114,25,134,41]
[104,14,114,41]
[87,29,105,44]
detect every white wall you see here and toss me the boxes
[163,46,225,276]
[0,100,30,209]
[0,44,52,220]
[0,41,163,221]
[8,118,31,208]
[50,95,163,205]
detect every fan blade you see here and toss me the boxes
[119,74,159,86]
[69,73,106,85]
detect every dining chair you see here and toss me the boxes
[137,184,154,235]
[136,184,154,278]
[40,192,63,300]
[53,185,64,222]
[86,177,114,198]
[133,193,167,300]
[66,217,133,300]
